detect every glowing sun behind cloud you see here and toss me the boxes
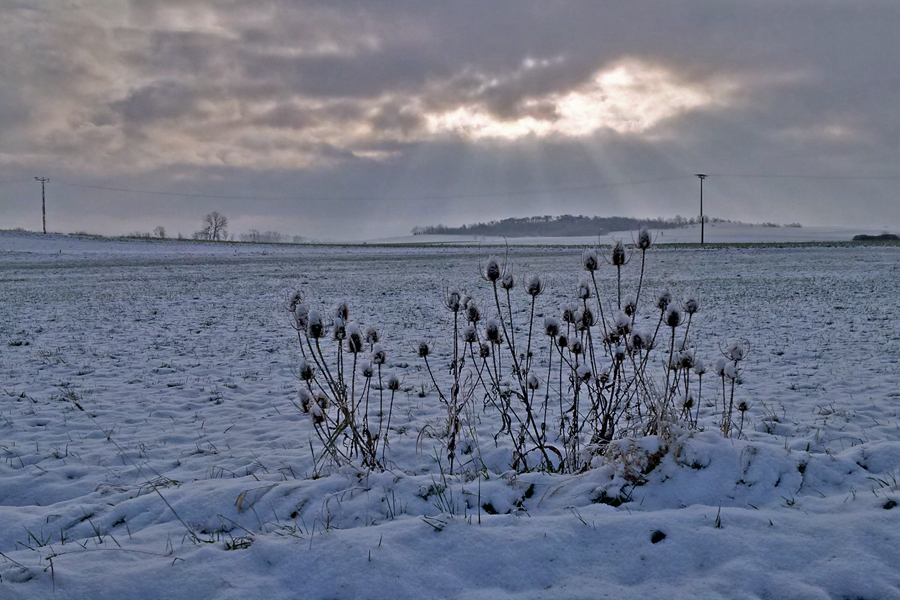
[426,59,715,140]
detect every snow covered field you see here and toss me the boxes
[2,231,900,599]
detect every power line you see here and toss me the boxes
[53,175,693,203]
[706,173,900,181]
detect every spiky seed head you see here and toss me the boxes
[713,357,727,377]
[500,270,515,291]
[597,364,611,385]
[417,340,430,358]
[479,342,491,358]
[611,240,626,266]
[544,316,560,337]
[465,300,482,324]
[332,317,346,341]
[365,326,379,345]
[286,290,303,313]
[570,339,584,355]
[637,228,652,251]
[562,304,576,324]
[557,334,568,349]
[485,318,501,343]
[577,278,592,300]
[361,361,374,378]
[582,249,599,272]
[725,341,746,361]
[622,294,637,317]
[665,306,683,328]
[614,343,626,362]
[298,358,315,381]
[579,307,595,329]
[462,324,477,344]
[297,388,313,413]
[309,403,325,425]
[576,364,591,382]
[386,373,400,391]
[483,256,502,282]
[682,394,694,410]
[445,288,461,313]
[333,300,350,322]
[724,362,738,380]
[294,303,310,330]
[315,393,330,410]
[524,274,543,297]
[346,323,363,353]
[307,309,325,339]
[630,329,649,351]
[526,372,541,390]
[655,290,672,311]
[683,294,700,315]
[738,401,749,412]
[371,343,386,365]
[612,310,631,335]
[679,348,697,370]
[693,358,707,376]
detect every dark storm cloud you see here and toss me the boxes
[1,0,899,237]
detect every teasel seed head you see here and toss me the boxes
[526,372,541,390]
[557,334,568,349]
[465,299,482,324]
[462,324,478,344]
[485,318,502,344]
[307,309,325,339]
[386,373,400,391]
[582,249,599,272]
[524,274,544,297]
[483,256,502,283]
[346,323,364,354]
[630,329,649,352]
[445,288,461,313]
[577,278,592,300]
[637,228,652,251]
[612,310,632,335]
[655,290,672,311]
[371,343,386,366]
[665,305,683,328]
[576,364,592,382]
[365,326,379,345]
[570,338,584,355]
[622,294,637,317]
[293,303,309,331]
[738,401,749,413]
[332,317,347,341]
[544,316,560,337]
[562,303,577,324]
[286,290,303,313]
[297,388,313,413]
[298,358,315,381]
[361,361,374,378]
[683,294,700,315]
[611,239,626,266]
[333,299,350,322]
[500,270,515,291]
[479,342,491,359]
[417,339,430,358]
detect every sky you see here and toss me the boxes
[1,1,899,241]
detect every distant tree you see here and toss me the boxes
[153,225,166,239]
[199,212,228,241]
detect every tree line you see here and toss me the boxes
[411,214,730,237]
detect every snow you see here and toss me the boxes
[2,229,900,599]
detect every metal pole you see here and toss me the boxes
[695,174,707,245]
[35,177,50,234]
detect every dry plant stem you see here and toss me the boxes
[381,389,396,463]
[632,250,647,326]
[422,355,448,403]
[589,272,610,343]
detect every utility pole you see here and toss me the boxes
[695,174,707,245]
[35,177,50,234]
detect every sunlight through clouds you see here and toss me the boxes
[426,60,715,140]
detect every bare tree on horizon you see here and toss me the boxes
[199,212,228,241]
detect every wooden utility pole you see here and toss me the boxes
[35,177,50,234]
[695,174,707,245]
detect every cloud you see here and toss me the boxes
[1,0,899,237]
